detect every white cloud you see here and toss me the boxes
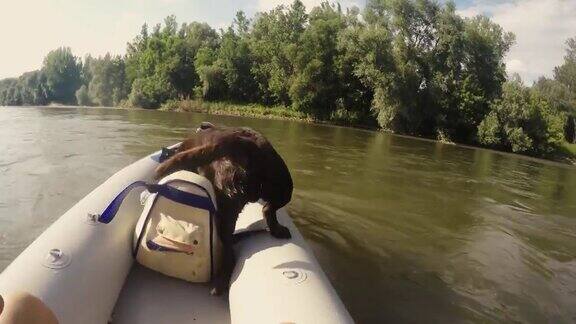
[506,58,526,74]
[0,0,208,79]
[458,0,576,84]
[0,1,65,78]
[0,0,144,78]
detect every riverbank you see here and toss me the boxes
[159,99,376,129]
[159,99,312,122]
[562,143,576,163]
[158,99,576,165]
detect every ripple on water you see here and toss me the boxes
[0,153,43,168]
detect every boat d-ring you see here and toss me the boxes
[85,213,101,225]
[42,248,72,269]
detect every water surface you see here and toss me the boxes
[1,106,575,323]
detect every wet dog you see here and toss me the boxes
[155,122,293,295]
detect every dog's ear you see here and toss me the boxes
[196,121,215,133]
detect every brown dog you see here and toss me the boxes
[155,122,293,295]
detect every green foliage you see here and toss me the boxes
[478,79,565,155]
[563,142,576,156]
[125,16,219,107]
[75,85,92,106]
[194,17,258,102]
[534,78,574,113]
[85,54,129,106]
[249,1,307,104]
[355,0,514,141]
[548,37,576,143]
[196,64,227,100]
[42,47,82,104]
[0,71,49,106]
[217,26,258,101]
[0,78,21,105]
[128,75,175,109]
[289,3,345,117]
[554,38,576,93]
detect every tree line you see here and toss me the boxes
[0,0,575,158]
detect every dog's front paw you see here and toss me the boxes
[210,277,229,296]
[210,286,223,296]
[270,225,292,239]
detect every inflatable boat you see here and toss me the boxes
[0,148,353,324]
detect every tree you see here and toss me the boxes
[554,37,576,92]
[361,0,442,136]
[0,71,49,106]
[533,77,575,142]
[332,7,375,125]
[19,70,49,105]
[289,2,346,118]
[80,54,94,86]
[174,21,219,96]
[355,0,513,141]
[75,85,92,106]
[551,37,576,143]
[478,78,564,155]
[0,78,21,106]
[128,75,176,109]
[214,17,258,101]
[436,14,514,142]
[87,54,128,106]
[234,11,250,36]
[125,16,219,107]
[42,47,82,104]
[249,0,308,104]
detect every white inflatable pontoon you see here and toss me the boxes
[0,148,353,324]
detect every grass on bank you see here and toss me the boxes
[160,99,311,122]
[160,98,377,128]
[563,142,576,155]
[562,142,576,160]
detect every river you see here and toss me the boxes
[0,106,575,323]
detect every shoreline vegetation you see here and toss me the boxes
[160,99,576,164]
[159,99,311,122]
[1,0,575,164]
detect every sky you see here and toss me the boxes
[0,0,574,83]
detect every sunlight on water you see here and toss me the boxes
[1,106,575,323]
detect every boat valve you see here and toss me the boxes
[280,269,308,285]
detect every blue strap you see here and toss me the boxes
[147,184,216,213]
[98,181,216,224]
